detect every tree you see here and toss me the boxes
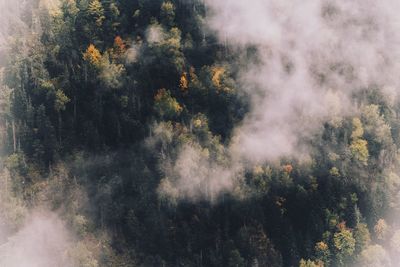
[351,118,364,140]
[88,0,105,27]
[236,224,282,267]
[54,89,70,144]
[161,1,175,27]
[361,104,393,150]
[61,0,79,19]
[179,72,188,92]
[113,36,126,57]
[315,241,331,266]
[228,249,245,267]
[0,167,27,232]
[98,52,125,89]
[299,259,323,267]
[333,223,355,266]
[83,44,102,66]
[349,117,369,165]
[54,90,70,112]
[374,219,388,241]
[154,88,183,119]
[354,223,371,254]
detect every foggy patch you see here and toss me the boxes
[0,211,72,267]
[146,24,166,44]
[156,0,400,202]
[158,144,244,203]
[206,0,400,162]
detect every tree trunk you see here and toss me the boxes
[74,95,77,123]
[58,112,62,144]
[12,120,16,153]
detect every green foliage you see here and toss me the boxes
[329,167,340,177]
[349,117,369,164]
[228,249,245,267]
[351,118,364,140]
[0,168,27,231]
[99,54,125,89]
[350,139,369,164]
[333,226,356,266]
[315,241,331,266]
[3,1,400,266]
[354,223,371,254]
[160,1,175,27]
[88,0,105,27]
[361,105,392,146]
[54,89,70,112]
[61,0,79,17]
[154,88,183,118]
[299,259,322,267]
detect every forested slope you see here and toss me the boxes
[1,1,400,266]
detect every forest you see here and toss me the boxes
[1,0,400,266]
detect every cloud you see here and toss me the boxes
[0,0,25,51]
[157,0,400,202]
[0,166,77,267]
[206,0,400,162]
[125,45,140,64]
[158,143,243,203]
[146,24,166,44]
[0,211,72,267]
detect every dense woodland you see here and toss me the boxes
[1,0,400,266]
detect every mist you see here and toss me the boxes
[156,0,400,203]
[207,0,400,162]
[3,0,400,265]
[0,211,72,267]
[158,143,244,203]
[0,1,82,266]
[0,160,76,267]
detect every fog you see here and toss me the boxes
[0,211,72,267]
[157,0,400,203]
[207,0,400,162]
[0,1,76,267]
[2,0,400,265]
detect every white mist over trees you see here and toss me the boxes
[156,0,400,204]
[2,0,400,266]
[0,1,100,266]
[205,0,400,162]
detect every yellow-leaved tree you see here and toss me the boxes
[88,0,105,27]
[349,117,369,165]
[154,88,183,118]
[83,44,102,66]
[179,72,188,92]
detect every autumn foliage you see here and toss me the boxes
[154,88,183,118]
[113,36,126,54]
[211,66,224,87]
[179,72,188,92]
[83,44,102,66]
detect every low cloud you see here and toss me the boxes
[146,24,166,44]
[0,211,72,267]
[157,0,400,202]
[158,144,244,203]
[206,0,400,162]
